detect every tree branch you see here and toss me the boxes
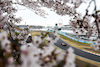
[93,0,100,38]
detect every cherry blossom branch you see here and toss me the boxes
[83,0,93,23]
[93,0,100,39]
[81,0,100,39]
[13,2,48,18]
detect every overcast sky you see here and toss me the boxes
[15,0,100,26]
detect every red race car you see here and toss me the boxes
[61,43,66,46]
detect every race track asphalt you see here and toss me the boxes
[49,33,100,63]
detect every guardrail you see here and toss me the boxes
[47,30,98,45]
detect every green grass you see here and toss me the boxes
[53,37,100,67]
[60,34,91,49]
[59,34,100,54]
[30,32,100,67]
[76,56,100,67]
[30,32,41,37]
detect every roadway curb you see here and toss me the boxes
[83,50,100,56]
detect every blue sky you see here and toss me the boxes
[15,0,100,26]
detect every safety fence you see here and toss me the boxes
[47,30,98,45]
